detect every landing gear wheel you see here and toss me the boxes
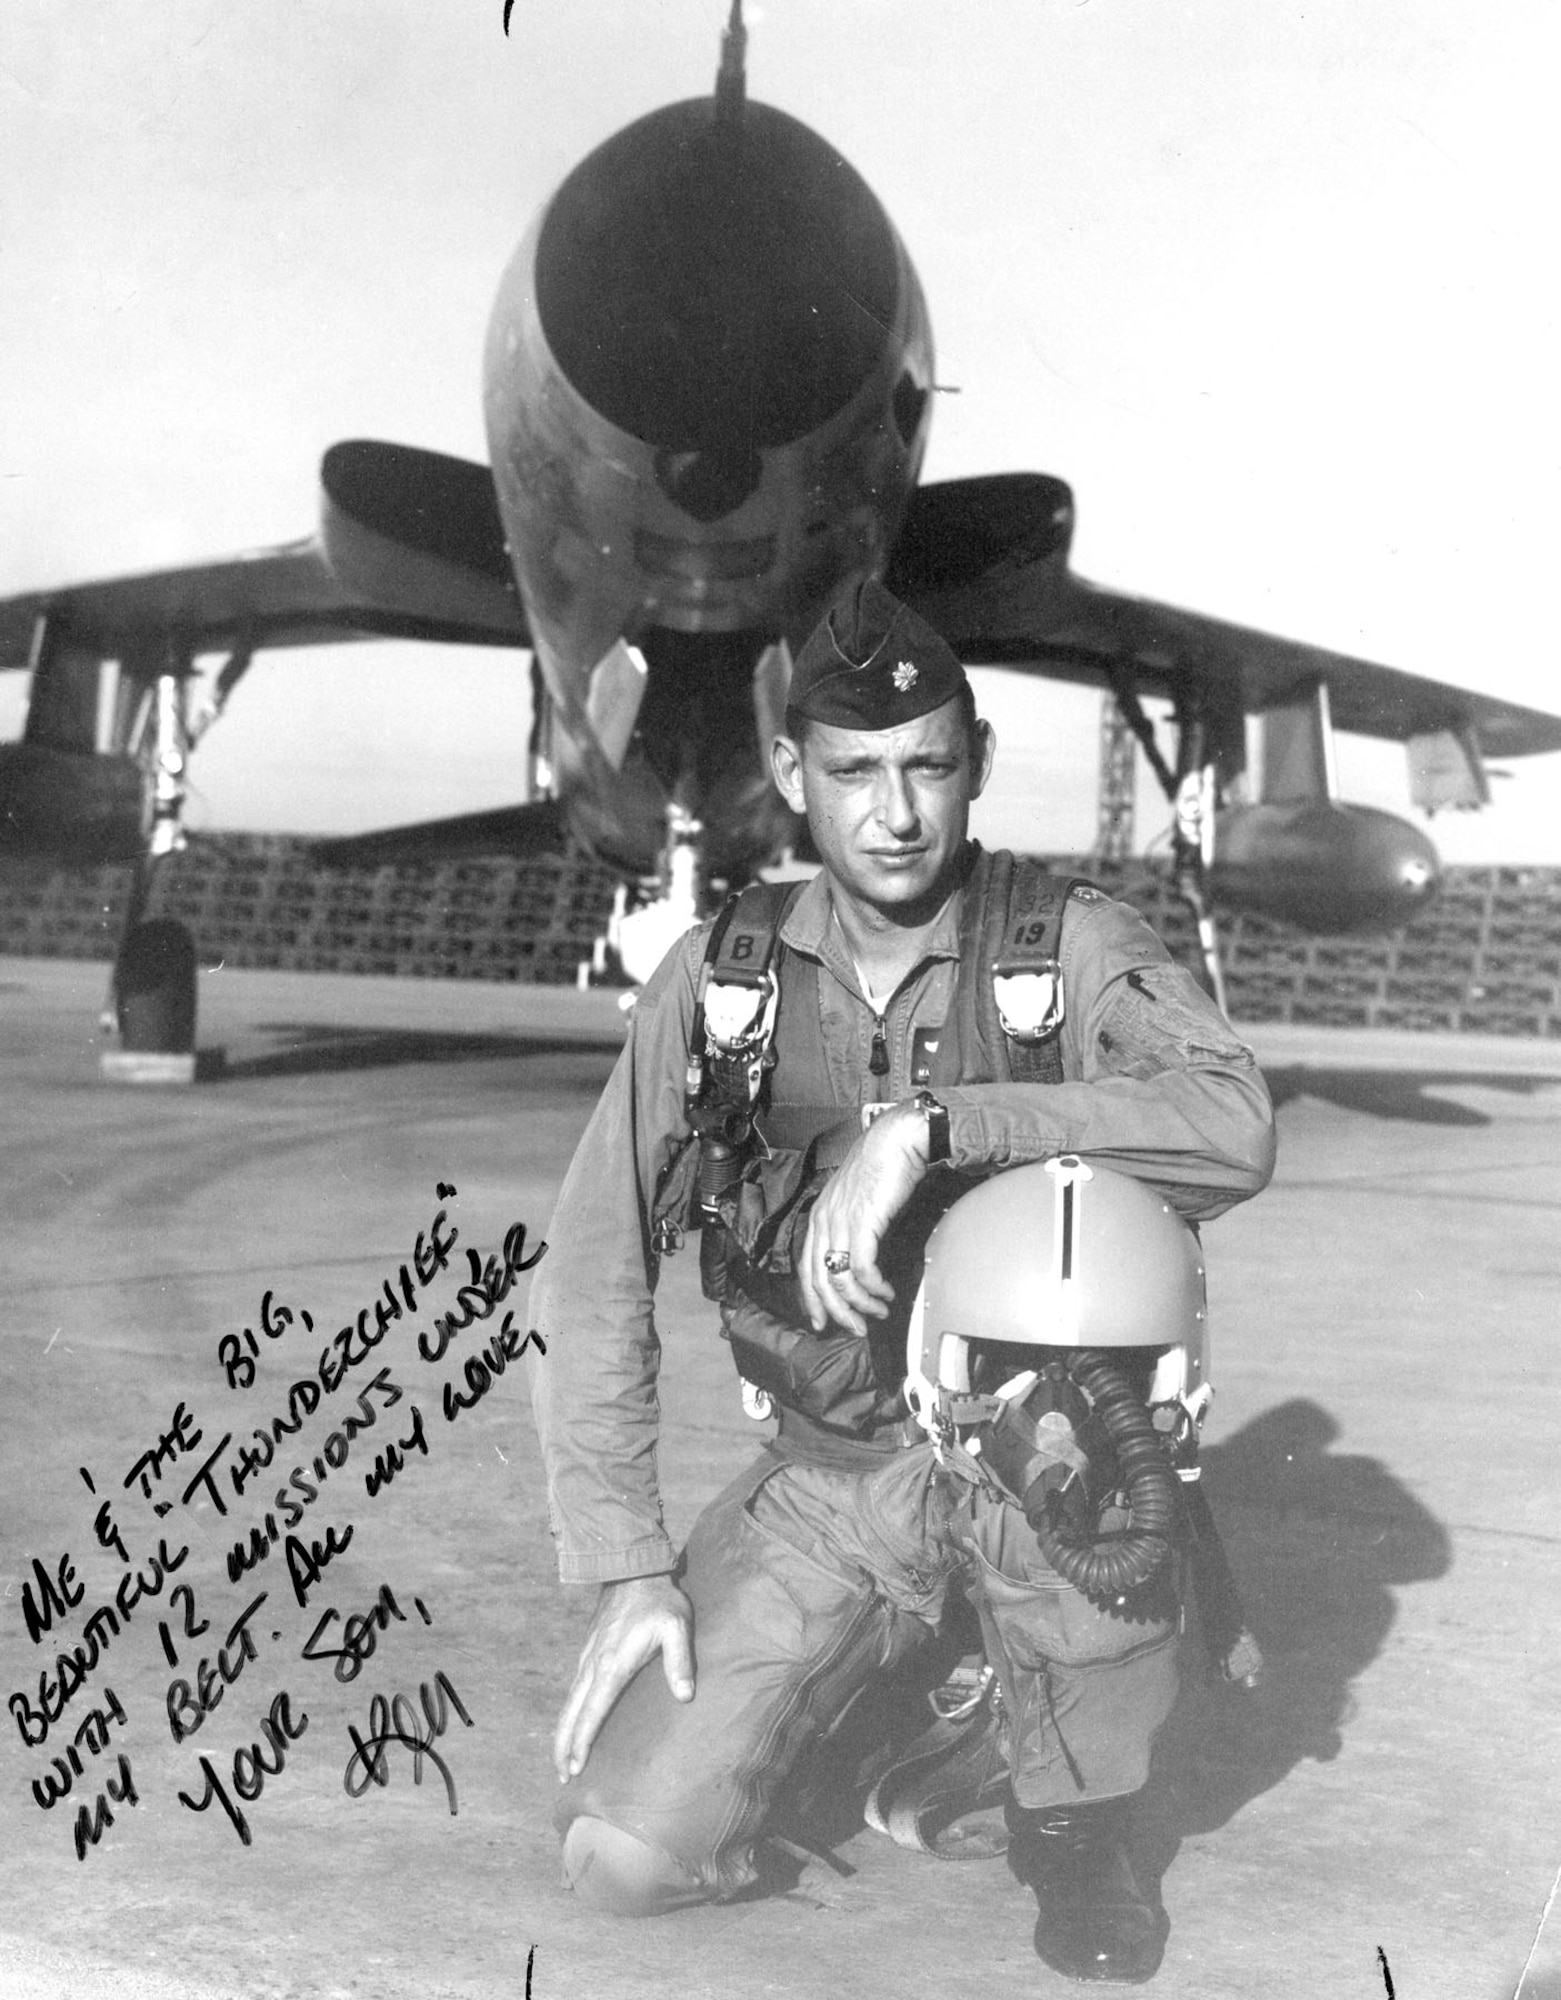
[115,918,197,1053]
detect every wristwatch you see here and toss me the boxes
[912,1090,951,1164]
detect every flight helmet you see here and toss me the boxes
[905,1155,1209,1444]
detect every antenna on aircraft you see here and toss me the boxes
[715,0,746,124]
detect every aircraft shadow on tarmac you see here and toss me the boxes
[208,1022,597,1079]
[1139,1397,1453,1880]
[1262,1065,1558,1125]
[203,1039,1560,1113]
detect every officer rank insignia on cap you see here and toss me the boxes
[787,578,968,731]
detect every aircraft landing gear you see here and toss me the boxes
[1104,671,1232,1013]
[113,917,198,1055]
[99,655,214,1081]
[1171,759,1229,1018]
[579,800,707,991]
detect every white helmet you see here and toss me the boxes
[906,1155,1209,1444]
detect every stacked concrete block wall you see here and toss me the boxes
[1,837,1559,1034]
[0,834,620,986]
[1098,861,1561,1036]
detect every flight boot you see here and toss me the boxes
[1004,1793,1165,1984]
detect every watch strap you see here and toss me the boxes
[914,1090,951,1163]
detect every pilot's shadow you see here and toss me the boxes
[1141,1397,1452,1866]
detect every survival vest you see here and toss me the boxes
[656,848,1095,1464]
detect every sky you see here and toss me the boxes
[1,0,1558,864]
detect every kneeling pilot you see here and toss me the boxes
[528,578,1275,1981]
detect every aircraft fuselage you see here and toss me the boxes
[481,93,933,882]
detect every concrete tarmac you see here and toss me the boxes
[2,955,1559,2000]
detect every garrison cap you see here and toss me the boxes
[787,578,967,731]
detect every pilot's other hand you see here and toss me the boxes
[798,1101,930,1336]
[553,1573,695,1782]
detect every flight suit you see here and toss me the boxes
[529,847,1274,1899]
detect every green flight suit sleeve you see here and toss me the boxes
[527,928,705,1585]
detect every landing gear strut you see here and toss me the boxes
[1104,670,1230,1014]
[1169,719,1229,1019]
[579,799,707,991]
[101,639,249,1078]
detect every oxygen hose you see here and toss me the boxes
[695,1120,748,1300]
[1026,1352,1178,1598]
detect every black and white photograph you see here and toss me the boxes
[2,5,1558,1995]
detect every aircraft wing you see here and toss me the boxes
[889,474,1561,760]
[312,799,565,868]
[0,442,528,672]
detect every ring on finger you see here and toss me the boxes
[823,1249,852,1276]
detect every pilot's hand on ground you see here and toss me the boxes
[553,1573,695,1783]
[798,1102,929,1337]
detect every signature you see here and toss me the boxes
[342,1671,473,1814]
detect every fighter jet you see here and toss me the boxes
[3,2,1559,1043]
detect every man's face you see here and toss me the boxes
[771,698,996,920]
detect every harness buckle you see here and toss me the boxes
[740,1379,775,1422]
[991,959,1064,1043]
[703,972,779,1060]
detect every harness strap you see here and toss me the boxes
[705,879,800,991]
[724,852,1086,1131]
[974,852,1089,1086]
[660,852,1089,1259]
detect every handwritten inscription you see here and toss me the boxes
[419,1220,546,1365]
[21,1550,83,1645]
[177,1691,310,1847]
[196,1364,408,1523]
[72,1752,138,1861]
[217,1288,314,1394]
[10,1538,187,1748]
[303,1583,431,1685]
[9,1182,545,1859]
[30,1688,129,1810]
[343,1672,473,1815]
[218,1189,460,1394]
[214,1369,405,1588]
[165,1593,270,1743]
[363,1403,431,1497]
[444,1315,547,1422]
[81,1465,133,1563]
[157,1581,210,1669]
[123,1402,204,1503]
